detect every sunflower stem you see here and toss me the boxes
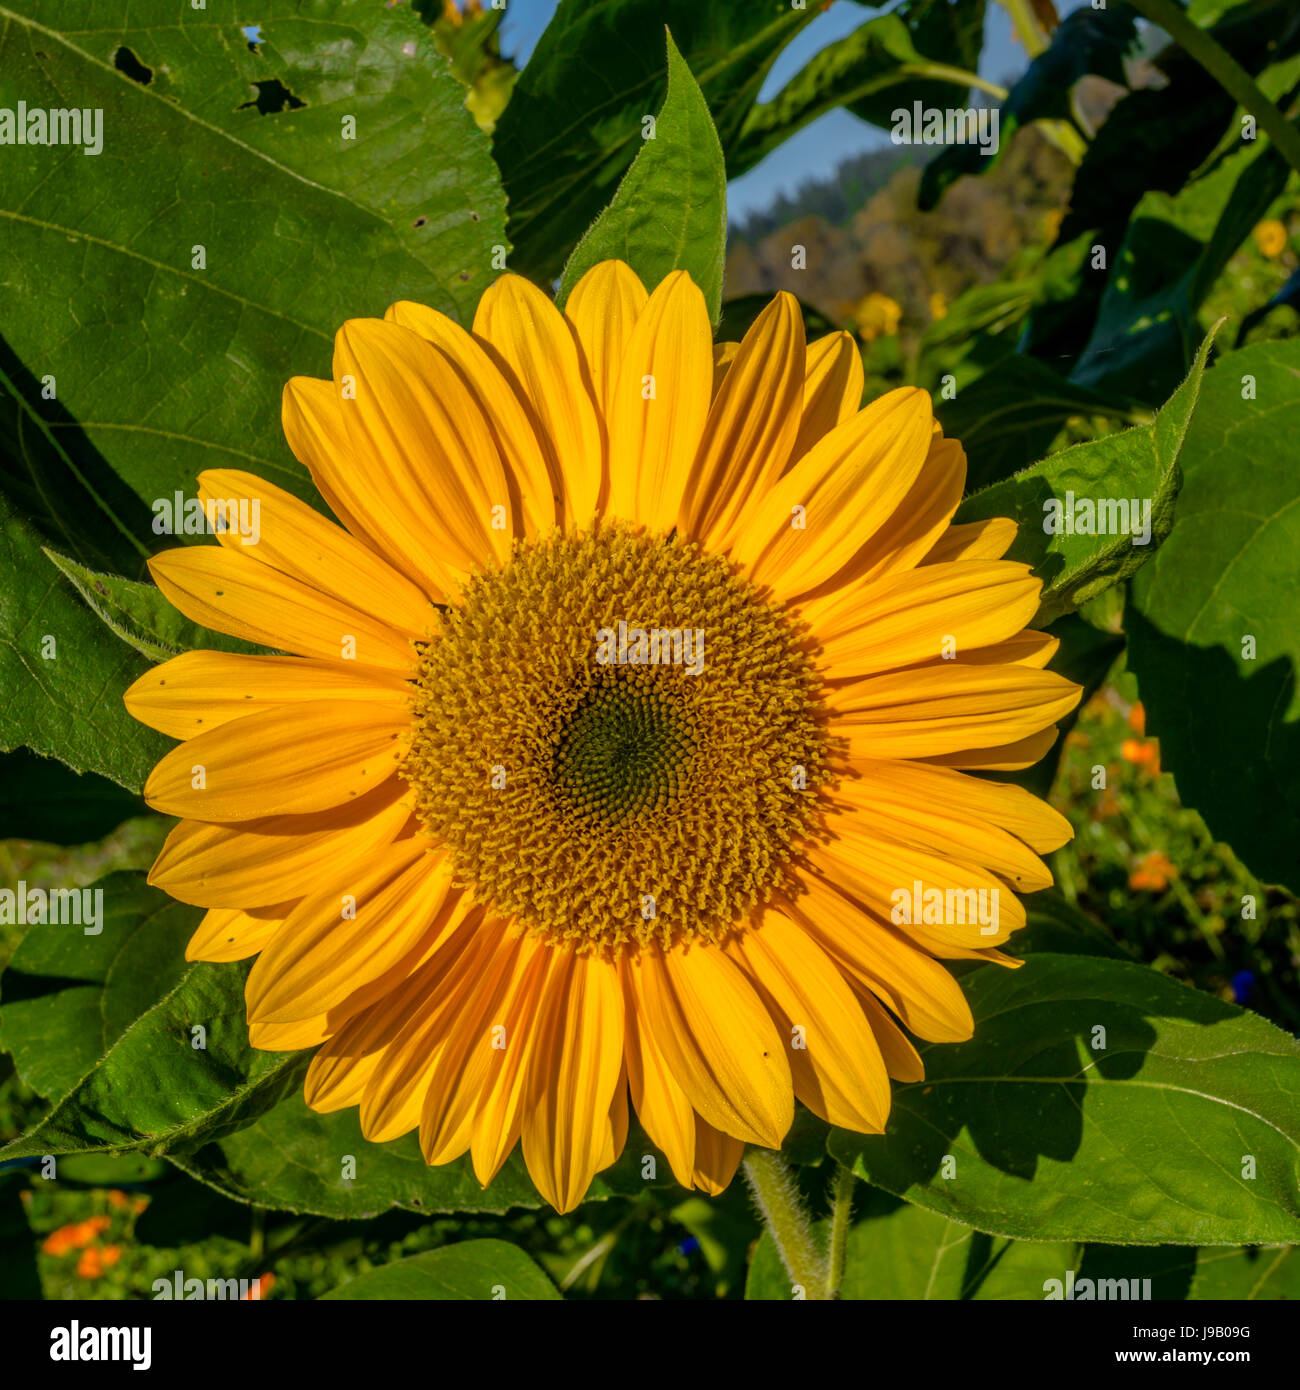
[825,1162,857,1299]
[743,1149,829,1299]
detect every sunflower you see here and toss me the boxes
[125,261,1080,1212]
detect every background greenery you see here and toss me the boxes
[0,0,1297,1299]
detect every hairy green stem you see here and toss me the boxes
[824,1163,857,1299]
[1126,0,1300,177]
[743,1149,828,1299]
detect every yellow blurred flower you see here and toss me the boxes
[1253,219,1289,258]
[928,291,948,321]
[1042,208,1064,242]
[853,291,902,342]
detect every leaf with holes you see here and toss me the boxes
[0,0,506,569]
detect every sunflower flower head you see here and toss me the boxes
[127,261,1080,1213]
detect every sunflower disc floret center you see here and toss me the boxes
[402,524,831,951]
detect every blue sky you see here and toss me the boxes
[496,0,1095,219]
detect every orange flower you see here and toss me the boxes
[107,1189,130,1209]
[42,1215,110,1256]
[242,1272,276,1300]
[1127,701,1145,735]
[1121,737,1160,773]
[1129,851,1177,893]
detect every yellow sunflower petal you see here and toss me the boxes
[334,317,513,573]
[792,330,863,462]
[186,905,288,963]
[245,843,451,1025]
[384,300,560,537]
[196,469,433,638]
[521,949,625,1214]
[628,942,792,1149]
[423,926,549,1168]
[148,782,411,908]
[841,758,1073,853]
[125,651,410,741]
[304,934,477,1115]
[834,769,1054,891]
[470,938,555,1186]
[711,341,739,397]
[691,1117,745,1196]
[811,829,1023,948]
[622,971,697,1189]
[829,664,1080,759]
[147,547,416,674]
[727,387,933,602]
[807,560,1040,679]
[143,699,410,820]
[728,910,890,1132]
[925,516,1019,564]
[564,260,649,419]
[855,992,925,1082]
[920,727,1060,771]
[474,273,604,525]
[682,292,805,548]
[606,270,713,530]
[787,873,976,1042]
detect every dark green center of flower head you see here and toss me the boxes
[553,681,694,824]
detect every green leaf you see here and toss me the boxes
[171,1089,679,1218]
[1190,1245,1300,1299]
[937,354,1147,492]
[558,30,726,320]
[746,1189,1076,1300]
[493,0,813,283]
[729,10,988,177]
[919,6,1137,211]
[43,549,261,663]
[0,904,306,1160]
[827,953,1300,1246]
[1009,889,1129,961]
[955,328,1214,625]
[320,1240,560,1300]
[0,872,195,1101]
[0,750,144,843]
[0,0,506,554]
[1070,130,1292,404]
[1126,339,1300,890]
[0,492,168,791]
